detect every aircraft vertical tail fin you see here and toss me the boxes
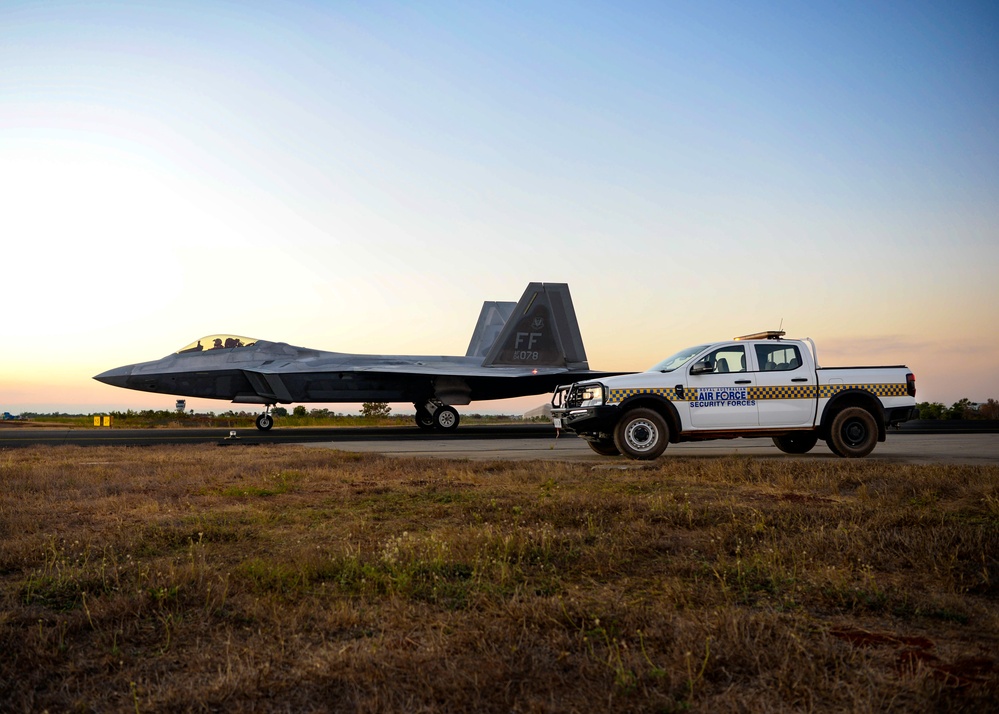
[481,283,589,369]
[465,301,516,357]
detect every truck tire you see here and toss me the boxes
[825,438,844,457]
[613,408,669,460]
[828,407,878,458]
[772,432,819,454]
[585,437,620,456]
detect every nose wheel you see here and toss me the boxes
[256,406,274,431]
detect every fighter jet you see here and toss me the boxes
[94,282,618,431]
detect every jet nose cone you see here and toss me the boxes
[93,365,133,388]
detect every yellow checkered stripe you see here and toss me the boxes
[747,385,816,400]
[606,383,908,405]
[817,383,908,398]
[607,387,698,404]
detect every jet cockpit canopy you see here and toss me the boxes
[176,335,258,354]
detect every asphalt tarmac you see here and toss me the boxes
[1,424,996,465]
[302,431,999,464]
[0,424,545,448]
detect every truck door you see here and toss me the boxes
[686,345,759,428]
[753,342,817,427]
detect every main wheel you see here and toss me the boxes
[585,437,620,456]
[772,432,819,454]
[434,406,460,432]
[414,406,435,431]
[828,407,878,458]
[256,413,273,431]
[613,408,668,460]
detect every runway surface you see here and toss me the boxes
[1,424,996,465]
[304,431,999,465]
[0,424,546,448]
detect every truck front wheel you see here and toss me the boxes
[584,437,620,456]
[614,408,669,460]
[828,407,878,458]
[773,432,819,454]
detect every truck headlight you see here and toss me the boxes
[577,383,605,407]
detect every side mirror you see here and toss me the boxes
[690,361,714,375]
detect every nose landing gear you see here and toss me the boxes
[256,405,274,431]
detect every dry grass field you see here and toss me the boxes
[1,445,996,712]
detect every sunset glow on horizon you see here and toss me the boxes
[2,1,997,416]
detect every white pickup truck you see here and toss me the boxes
[551,331,917,460]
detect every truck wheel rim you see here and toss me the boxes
[843,419,867,446]
[625,419,658,451]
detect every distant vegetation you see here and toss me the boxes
[916,398,999,420]
[13,405,542,428]
[1,446,995,710]
[360,401,392,419]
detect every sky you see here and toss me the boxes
[2,0,997,416]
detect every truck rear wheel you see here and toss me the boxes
[828,407,878,458]
[614,408,668,460]
[772,432,819,454]
[825,438,844,457]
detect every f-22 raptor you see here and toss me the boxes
[94,283,617,431]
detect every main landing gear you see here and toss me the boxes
[255,405,274,431]
[414,401,460,432]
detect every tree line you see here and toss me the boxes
[916,398,999,420]
[276,402,392,419]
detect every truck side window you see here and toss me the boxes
[694,346,747,374]
[755,344,802,371]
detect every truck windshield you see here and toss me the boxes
[648,344,710,373]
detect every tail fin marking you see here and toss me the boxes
[481,283,589,370]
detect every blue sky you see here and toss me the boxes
[1,1,997,413]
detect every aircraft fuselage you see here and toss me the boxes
[95,340,585,406]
